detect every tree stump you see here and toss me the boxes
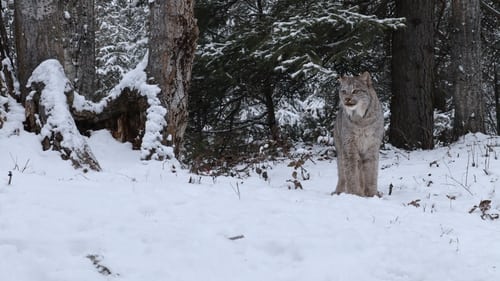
[25,59,101,171]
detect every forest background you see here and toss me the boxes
[0,0,499,174]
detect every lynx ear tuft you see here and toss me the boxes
[360,71,372,86]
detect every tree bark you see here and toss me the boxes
[389,0,434,149]
[14,0,64,102]
[146,0,198,158]
[14,1,101,171]
[72,88,149,150]
[495,63,499,135]
[450,0,485,137]
[62,0,97,101]
[263,82,282,145]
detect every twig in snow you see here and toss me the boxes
[228,235,245,241]
[230,182,241,200]
[86,255,113,276]
[446,194,456,209]
[443,161,473,196]
[407,199,421,207]
[9,153,30,173]
[445,175,473,196]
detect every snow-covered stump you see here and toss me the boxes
[25,59,101,171]
[71,87,149,150]
[71,55,173,161]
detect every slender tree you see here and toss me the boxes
[450,0,485,137]
[146,0,198,158]
[495,63,499,134]
[389,0,434,149]
[62,0,96,100]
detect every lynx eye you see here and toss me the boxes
[352,90,363,95]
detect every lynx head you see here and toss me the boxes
[338,72,374,118]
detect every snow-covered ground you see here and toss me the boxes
[1,127,499,281]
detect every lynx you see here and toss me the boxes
[333,72,384,197]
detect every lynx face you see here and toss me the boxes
[339,76,372,118]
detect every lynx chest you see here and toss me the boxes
[352,125,379,154]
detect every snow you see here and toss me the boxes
[0,95,24,137]
[1,127,500,280]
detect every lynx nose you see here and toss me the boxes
[344,97,352,103]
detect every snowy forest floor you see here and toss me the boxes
[1,129,499,281]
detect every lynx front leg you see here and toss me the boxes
[342,151,362,195]
[334,153,347,195]
[361,154,379,197]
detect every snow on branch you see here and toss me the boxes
[336,9,406,29]
[266,2,405,81]
[26,59,101,171]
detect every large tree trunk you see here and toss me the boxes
[450,0,485,137]
[14,0,64,102]
[146,0,198,158]
[62,0,97,101]
[389,0,434,150]
[14,0,100,171]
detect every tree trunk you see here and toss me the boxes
[263,82,282,145]
[14,1,100,171]
[389,0,434,150]
[62,0,97,101]
[14,0,64,102]
[450,0,485,137]
[495,63,500,135]
[146,0,198,158]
